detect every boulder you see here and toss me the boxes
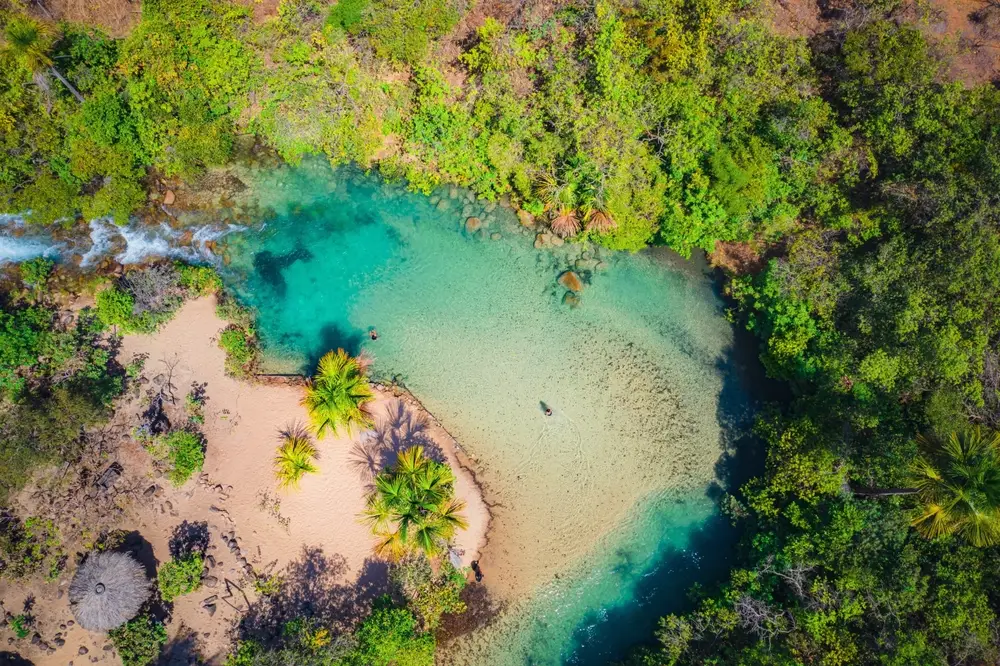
[163,190,176,205]
[203,576,219,588]
[465,217,482,233]
[551,236,565,247]
[575,258,599,272]
[491,232,502,240]
[558,271,584,292]
[595,261,608,272]
[517,210,535,228]
[562,292,581,308]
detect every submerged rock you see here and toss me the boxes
[491,232,502,240]
[562,291,581,308]
[558,271,584,292]
[465,217,482,233]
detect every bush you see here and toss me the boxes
[344,601,434,666]
[391,557,466,630]
[161,430,205,486]
[109,614,168,666]
[219,326,257,377]
[177,263,222,295]
[0,515,62,581]
[157,552,203,601]
[120,264,181,316]
[19,258,53,290]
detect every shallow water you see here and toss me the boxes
[211,159,754,664]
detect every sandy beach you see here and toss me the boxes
[3,295,489,665]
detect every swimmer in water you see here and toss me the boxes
[370,329,378,341]
[544,407,553,417]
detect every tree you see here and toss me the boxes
[909,429,1000,546]
[274,431,319,489]
[361,446,467,559]
[2,16,84,103]
[301,349,375,439]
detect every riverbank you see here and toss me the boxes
[0,295,489,666]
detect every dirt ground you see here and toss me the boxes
[0,296,489,666]
[765,0,1000,84]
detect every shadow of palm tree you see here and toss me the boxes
[348,400,445,485]
[155,629,199,666]
[240,547,390,644]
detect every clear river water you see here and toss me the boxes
[0,158,760,664]
[215,159,759,664]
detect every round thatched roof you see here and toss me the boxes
[69,551,150,631]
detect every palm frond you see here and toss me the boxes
[274,433,319,489]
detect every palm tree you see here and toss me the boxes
[3,16,84,103]
[274,432,319,489]
[360,446,468,559]
[301,349,375,439]
[908,429,1000,546]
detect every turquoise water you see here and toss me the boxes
[217,159,755,664]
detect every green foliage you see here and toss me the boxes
[0,516,61,580]
[910,429,1000,546]
[302,349,375,438]
[18,257,53,290]
[390,556,466,630]
[342,602,434,666]
[156,430,206,486]
[219,326,257,377]
[357,0,464,64]
[9,614,31,639]
[361,446,468,559]
[109,613,168,666]
[273,432,319,489]
[176,264,222,295]
[327,0,369,32]
[157,552,203,601]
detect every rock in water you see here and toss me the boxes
[465,217,482,233]
[562,292,581,308]
[518,210,535,228]
[558,271,584,292]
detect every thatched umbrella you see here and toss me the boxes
[69,551,150,631]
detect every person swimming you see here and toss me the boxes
[369,328,378,341]
[544,407,553,416]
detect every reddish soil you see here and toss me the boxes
[31,0,140,37]
[764,0,1000,85]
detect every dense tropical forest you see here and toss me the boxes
[5,0,1000,662]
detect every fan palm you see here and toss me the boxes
[584,207,617,234]
[3,16,84,103]
[360,446,468,559]
[551,208,582,237]
[909,428,1000,546]
[301,349,375,439]
[274,432,319,489]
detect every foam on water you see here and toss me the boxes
[219,159,757,664]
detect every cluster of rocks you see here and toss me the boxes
[197,473,232,500]
[218,527,255,581]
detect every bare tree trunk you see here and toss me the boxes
[852,485,918,498]
[48,66,84,103]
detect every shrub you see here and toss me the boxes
[109,613,168,666]
[390,557,466,630]
[177,264,222,295]
[345,602,434,666]
[120,264,181,316]
[157,552,203,602]
[219,326,257,377]
[0,515,62,580]
[274,433,319,489]
[160,431,205,486]
[10,614,31,639]
[19,257,53,290]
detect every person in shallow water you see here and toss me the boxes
[369,328,378,341]
[545,407,552,416]
[540,400,552,416]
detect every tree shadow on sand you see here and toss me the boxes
[348,399,445,485]
[155,629,199,666]
[241,547,390,643]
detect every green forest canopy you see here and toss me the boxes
[4,0,1000,662]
